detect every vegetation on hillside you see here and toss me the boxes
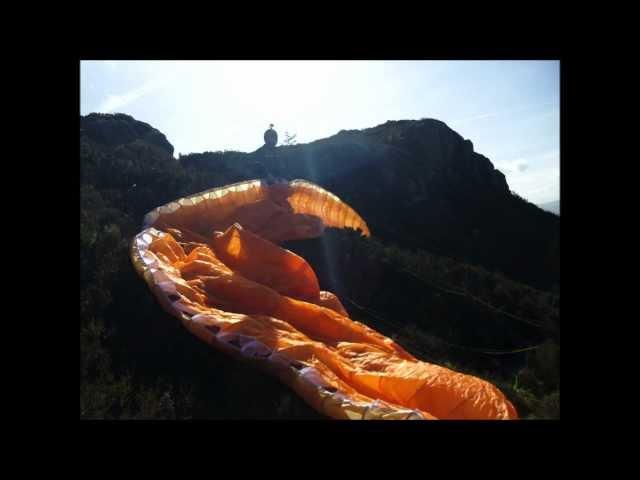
[80,117,559,420]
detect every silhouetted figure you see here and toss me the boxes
[248,161,268,179]
[264,124,278,148]
[262,123,278,169]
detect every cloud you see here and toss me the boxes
[492,150,559,204]
[452,102,559,126]
[505,165,559,204]
[494,158,529,174]
[98,79,163,113]
[453,112,495,124]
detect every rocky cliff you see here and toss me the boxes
[82,113,559,291]
[81,113,174,156]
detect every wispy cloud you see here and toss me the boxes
[494,158,529,174]
[99,79,164,113]
[453,112,495,124]
[452,101,558,126]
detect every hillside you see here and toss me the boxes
[180,118,560,292]
[80,113,559,419]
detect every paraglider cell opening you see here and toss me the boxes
[227,337,244,349]
[205,325,221,335]
[290,361,305,371]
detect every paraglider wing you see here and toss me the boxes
[143,179,370,243]
[286,180,370,237]
[130,179,518,420]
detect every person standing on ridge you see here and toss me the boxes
[264,123,278,147]
[262,124,280,181]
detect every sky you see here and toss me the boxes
[80,60,560,204]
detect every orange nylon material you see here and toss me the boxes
[131,180,518,420]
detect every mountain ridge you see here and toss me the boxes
[81,113,559,292]
[80,112,560,420]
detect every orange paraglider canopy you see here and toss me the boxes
[131,179,518,420]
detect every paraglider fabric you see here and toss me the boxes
[130,179,518,420]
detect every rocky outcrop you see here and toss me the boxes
[80,113,559,291]
[218,119,557,291]
[81,113,174,157]
[253,119,509,198]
